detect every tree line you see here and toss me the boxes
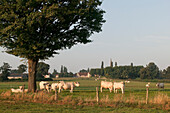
[0,61,170,81]
[89,62,170,79]
[0,62,74,81]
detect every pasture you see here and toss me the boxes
[0,78,170,112]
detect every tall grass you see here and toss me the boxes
[0,90,169,110]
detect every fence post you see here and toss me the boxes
[146,87,149,104]
[96,87,99,104]
[55,86,58,101]
[22,84,25,99]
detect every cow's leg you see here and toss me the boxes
[101,87,102,93]
[109,87,112,93]
[121,88,124,94]
[114,87,115,93]
[58,86,61,93]
[70,86,73,93]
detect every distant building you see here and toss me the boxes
[44,74,51,78]
[55,74,59,78]
[77,72,91,78]
[8,73,28,80]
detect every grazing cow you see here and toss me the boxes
[146,82,150,88]
[125,80,130,83]
[156,83,164,89]
[51,83,59,91]
[113,82,125,94]
[58,82,80,93]
[57,81,65,93]
[19,86,23,90]
[100,81,114,93]
[39,81,51,92]
[11,88,23,93]
[11,86,28,93]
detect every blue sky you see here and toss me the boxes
[0,0,170,73]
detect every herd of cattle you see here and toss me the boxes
[10,80,165,94]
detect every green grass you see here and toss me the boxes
[0,99,169,113]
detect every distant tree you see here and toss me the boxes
[18,64,27,73]
[60,65,64,74]
[0,0,105,92]
[11,69,19,74]
[131,63,133,67]
[110,59,113,67]
[140,62,159,79]
[87,68,90,72]
[36,62,50,79]
[161,66,170,79]
[51,69,58,78]
[79,69,88,73]
[0,62,11,81]
[89,69,96,76]
[101,61,104,76]
[101,61,104,69]
[63,66,68,73]
[139,68,147,79]
[115,62,118,67]
[121,70,128,79]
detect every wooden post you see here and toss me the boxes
[96,87,99,104]
[55,86,58,101]
[146,87,149,104]
[22,84,25,99]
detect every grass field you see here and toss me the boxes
[0,78,170,113]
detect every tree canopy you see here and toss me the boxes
[0,0,105,60]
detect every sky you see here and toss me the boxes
[0,0,170,73]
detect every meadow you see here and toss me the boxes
[0,77,170,113]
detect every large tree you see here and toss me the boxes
[0,0,105,92]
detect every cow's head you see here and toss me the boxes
[74,82,80,87]
[19,86,23,90]
[156,83,159,87]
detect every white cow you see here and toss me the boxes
[146,82,150,88]
[39,81,51,92]
[57,81,65,93]
[125,80,130,83]
[11,86,28,93]
[100,81,114,93]
[156,83,164,89]
[113,82,125,94]
[11,88,23,93]
[51,83,59,91]
[58,82,80,93]
[11,88,28,93]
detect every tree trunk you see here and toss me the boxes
[28,59,38,92]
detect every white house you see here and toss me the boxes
[44,74,50,78]
[8,73,28,80]
[77,72,91,78]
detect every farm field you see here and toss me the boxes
[0,78,170,113]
